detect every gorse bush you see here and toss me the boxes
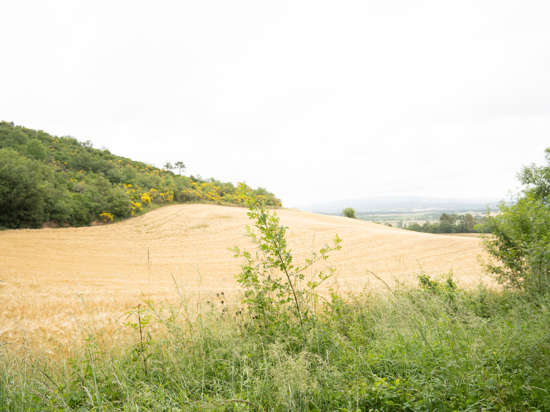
[0,121,281,228]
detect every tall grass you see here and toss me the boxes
[2,282,550,411]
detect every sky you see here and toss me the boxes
[1,1,549,207]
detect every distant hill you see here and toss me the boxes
[301,196,500,215]
[0,122,280,228]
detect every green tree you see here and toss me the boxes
[0,149,50,228]
[519,148,550,202]
[458,213,475,233]
[174,161,185,175]
[484,148,550,294]
[343,207,356,218]
[439,213,457,233]
[406,222,423,231]
[26,139,48,160]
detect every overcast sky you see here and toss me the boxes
[1,1,549,206]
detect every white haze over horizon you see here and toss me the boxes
[1,1,549,207]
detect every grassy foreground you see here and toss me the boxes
[2,280,550,411]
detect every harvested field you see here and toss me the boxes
[0,204,492,353]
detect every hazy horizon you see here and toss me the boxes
[2,1,549,206]
[296,193,502,212]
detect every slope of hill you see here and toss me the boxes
[0,121,280,228]
[0,204,491,351]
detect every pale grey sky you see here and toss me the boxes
[1,1,549,206]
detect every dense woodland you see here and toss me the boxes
[0,122,281,228]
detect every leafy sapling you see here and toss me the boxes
[232,197,341,332]
[124,305,152,376]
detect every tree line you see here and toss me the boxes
[0,122,281,228]
[405,213,489,233]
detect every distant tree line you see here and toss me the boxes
[0,122,281,228]
[405,213,489,234]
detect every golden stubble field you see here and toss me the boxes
[1,204,492,354]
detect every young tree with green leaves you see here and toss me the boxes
[174,161,185,175]
[232,197,341,335]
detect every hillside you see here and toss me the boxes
[0,204,490,351]
[0,122,280,228]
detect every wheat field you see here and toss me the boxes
[0,204,492,353]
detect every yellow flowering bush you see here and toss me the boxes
[130,201,143,216]
[99,212,114,223]
[140,192,152,206]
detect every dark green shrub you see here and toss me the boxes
[0,149,50,228]
[25,138,48,160]
[343,207,356,218]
